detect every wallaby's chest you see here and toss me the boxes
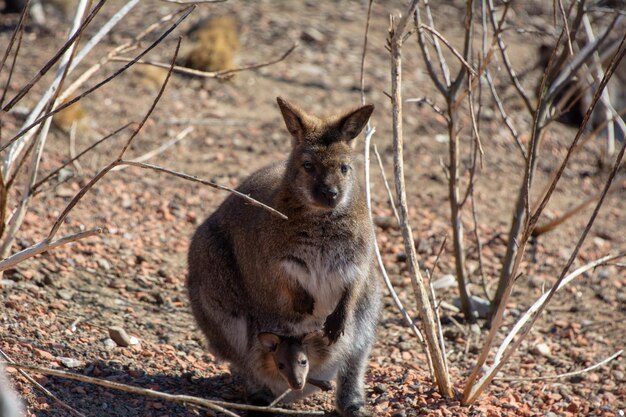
[278,221,369,318]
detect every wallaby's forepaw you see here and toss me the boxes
[307,378,333,391]
[323,317,344,344]
[341,404,372,417]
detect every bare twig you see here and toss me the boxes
[486,0,534,114]
[0,350,85,417]
[390,4,453,397]
[161,0,226,3]
[0,228,103,272]
[1,362,325,416]
[418,24,477,77]
[373,145,399,223]
[464,44,626,402]
[557,0,573,55]
[112,42,298,80]
[0,6,194,158]
[113,127,193,170]
[360,0,374,106]
[405,97,446,118]
[497,350,623,382]
[1,0,107,113]
[118,161,287,219]
[268,389,291,407]
[0,0,28,111]
[33,123,133,191]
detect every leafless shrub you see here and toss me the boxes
[375,0,625,404]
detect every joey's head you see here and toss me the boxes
[258,332,309,390]
[277,97,374,212]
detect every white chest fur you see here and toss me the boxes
[280,248,365,318]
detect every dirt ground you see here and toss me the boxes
[0,1,624,416]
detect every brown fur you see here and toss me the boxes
[187,97,380,416]
[52,97,87,132]
[180,15,239,72]
[256,331,330,391]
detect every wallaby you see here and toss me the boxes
[256,331,332,392]
[187,97,381,417]
[0,365,23,417]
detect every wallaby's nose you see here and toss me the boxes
[321,186,338,203]
[292,378,305,390]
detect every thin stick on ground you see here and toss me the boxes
[0,228,102,272]
[497,349,623,382]
[1,362,325,416]
[0,350,86,417]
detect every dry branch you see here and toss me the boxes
[464,41,626,402]
[496,350,623,382]
[119,161,287,219]
[389,1,453,398]
[111,42,298,80]
[0,6,195,158]
[2,362,325,416]
[0,228,102,272]
[0,350,85,417]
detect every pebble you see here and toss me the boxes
[432,274,456,290]
[56,290,74,301]
[108,326,132,347]
[60,357,82,368]
[97,258,111,271]
[373,384,388,394]
[103,338,117,350]
[374,215,395,230]
[533,343,551,357]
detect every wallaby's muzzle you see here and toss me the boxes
[315,184,340,208]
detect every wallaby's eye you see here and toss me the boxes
[303,161,314,172]
[299,359,308,366]
[340,164,350,175]
[278,363,285,370]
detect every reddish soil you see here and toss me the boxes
[0,1,624,416]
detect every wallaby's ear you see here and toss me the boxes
[337,104,374,143]
[302,330,324,345]
[258,332,280,352]
[277,97,308,143]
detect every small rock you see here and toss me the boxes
[452,295,491,318]
[56,290,74,301]
[416,238,431,254]
[55,186,75,198]
[432,274,456,290]
[533,343,551,357]
[300,27,326,44]
[373,384,388,394]
[103,338,117,350]
[396,252,407,262]
[97,258,111,271]
[108,326,132,347]
[374,216,394,230]
[60,357,82,368]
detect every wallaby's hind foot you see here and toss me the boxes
[341,404,372,417]
[247,388,275,417]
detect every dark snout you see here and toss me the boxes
[288,376,306,391]
[315,184,339,208]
